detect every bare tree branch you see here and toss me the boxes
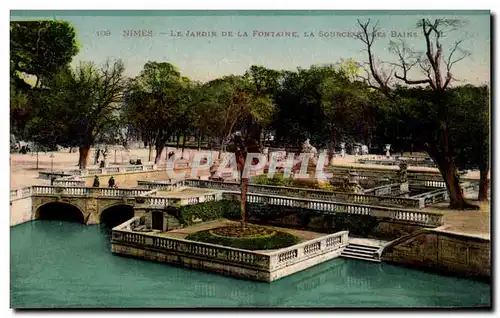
[442,39,471,90]
[355,19,391,95]
[357,18,469,94]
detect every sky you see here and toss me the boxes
[10,10,491,85]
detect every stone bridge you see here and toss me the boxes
[10,184,224,227]
[11,186,154,226]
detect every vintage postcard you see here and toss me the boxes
[9,10,491,309]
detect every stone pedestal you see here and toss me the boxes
[400,181,409,194]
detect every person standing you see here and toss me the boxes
[92,175,100,187]
[108,176,115,188]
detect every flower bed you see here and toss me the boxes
[186,224,300,250]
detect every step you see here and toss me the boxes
[342,248,376,256]
[340,252,381,263]
[341,250,376,259]
[346,245,379,252]
[348,243,380,251]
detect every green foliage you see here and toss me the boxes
[252,173,340,191]
[201,73,275,151]
[329,214,379,237]
[10,20,79,87]
[447,85,489,171]
[252,173,291,186]
[10,20,80,138]
[245,203,379,237]
[124,61,193,160]
[186,228,300,250]
[270,63,376,147]
[28,60,126,154]
[178,200,240,226]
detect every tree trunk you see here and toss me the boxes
[433,153,479,210]
[181,134,186,159]
[36,151,39,170]
[176,135,180,149]
[148,143,153,162]
[78,146,91,169]
[218,136,224,159]
[197,131,202,151]
[240,176,248,224]
[154,140,165,164]
[328,139,335,166]
[478,161,489,201]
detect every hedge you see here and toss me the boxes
[178,200,240,226]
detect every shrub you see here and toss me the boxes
[178,200,240,226]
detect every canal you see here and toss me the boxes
[11,220,491,308]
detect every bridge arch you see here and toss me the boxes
[35,202,85,224]
[99,204,135,228]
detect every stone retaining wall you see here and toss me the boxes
[10,196,33,226]
[381,229,490,280]
[111,217,348,282]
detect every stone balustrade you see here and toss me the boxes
[38,172,71,180]
[10,187,32,201]
[357,158,437,168]
[223,192,443,227]
[30,185,150,197]
[137,180,172,189]
[182,179,424,209]
[412,180,447,188]
[111,217,349,281]
[52,176,86,187]
[112,217,270,270]
[112,215,142,231]
[328,166,478,184]
[142,196,175,207]
[184,179,241,192]
[363,183,400,196]
[39,164,158,181]
[267,231,348,272]
[411,188,449,205]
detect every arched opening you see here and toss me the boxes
[100,205,134,229]
[36,202,85,224]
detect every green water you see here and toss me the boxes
[11,221,491,308]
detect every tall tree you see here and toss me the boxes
[356,18,481,209]
[447,85,490,201]
[226,75,275,224]
[10,20,79,88]
[319,68,376,163]
[37,60,126,168]
[125,62,190,163]
[10,20,79,139]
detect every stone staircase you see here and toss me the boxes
[341,242,382,262]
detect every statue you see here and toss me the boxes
[398,162,409,193]
[340,142,346,158]
[340,172,363,194]
[301,139,317,156]
[361,145,369,155]
[385,144,391,159]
